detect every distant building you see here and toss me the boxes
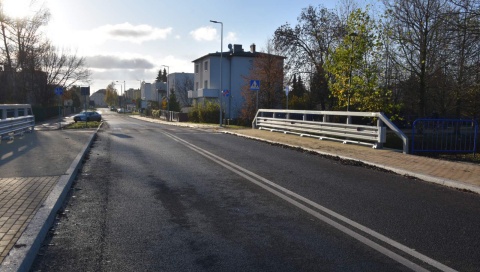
[140,82,154,101]
[189,43,284,119]
[90,89,107,107]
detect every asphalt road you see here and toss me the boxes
[0,129,93,178]
[31,112,480,272]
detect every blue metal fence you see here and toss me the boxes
[411,119,478,154]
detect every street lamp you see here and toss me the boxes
[116,80,125,112]
[348,32,358,112]
[162,65,170,121]
[210,20,223,127]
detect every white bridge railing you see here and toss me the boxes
[0,104,35,141]
[252,109,408,154]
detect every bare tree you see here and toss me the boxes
[383,0,450,117]
[240,40,284,122]
[173,74,193,107]
[41,43,91,88]
[0,1,90,106]
[273,5,344,110]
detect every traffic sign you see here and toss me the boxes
[222,89,230,97]
[54,87,63,95]
[250,80,260,91]
[80,86,90,96]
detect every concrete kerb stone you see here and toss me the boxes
[223,131,480,195]
[0,123,102,272]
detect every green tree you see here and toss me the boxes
[155,68,168,82]
[325,8,394,113]
[168,89,181,112]
[290,74,307,98]
[104,82,118,106]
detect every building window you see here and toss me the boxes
[195,64,199,73]
[204,80,208,88]
[204,61,208,71]
[196,82,199,90]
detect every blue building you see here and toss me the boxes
[189,43,284,119]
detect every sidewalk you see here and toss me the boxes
[0,116,96,271]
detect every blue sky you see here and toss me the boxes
[5,0,373,93]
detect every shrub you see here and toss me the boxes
[188,101,221,123]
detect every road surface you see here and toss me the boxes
[31,111,480,271]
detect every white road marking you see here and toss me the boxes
[162,131,457,272]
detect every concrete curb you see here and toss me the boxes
[0,128,99,272]
[224,131,480,195]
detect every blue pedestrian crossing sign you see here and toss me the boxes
[250,80,260,91]
[54,87,63,95]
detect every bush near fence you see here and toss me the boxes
[188,102,220,124]
[32,106,58,122]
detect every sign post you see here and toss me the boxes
[55,87,64,129]
[250,80,260,112]
[80,86,90,111]
[285,86,289,110]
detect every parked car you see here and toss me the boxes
[117,108,131,113]
[110,106,117,111]
[73,111,102,122]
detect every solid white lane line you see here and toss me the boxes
[163,131,457,272]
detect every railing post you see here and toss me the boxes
[377,118,384,149]
[347,116,352,124]
[303,114,307,121]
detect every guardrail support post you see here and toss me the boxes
[376,118,384,149]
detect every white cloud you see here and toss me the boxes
[94,23,173,44]
[190,26,216,41]
[85,55,155,70]
[225,32,238,43]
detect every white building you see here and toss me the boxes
[90,89,107,107]
[189,43,284,119]
[140,81,153,101]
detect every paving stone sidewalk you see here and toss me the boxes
[0,176,60,264]
[0,122,95,270]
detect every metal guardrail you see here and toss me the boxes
[252,109,409,154]
[412,119,478,154]
[0,104,35,141]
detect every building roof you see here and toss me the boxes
[192,43,284,62]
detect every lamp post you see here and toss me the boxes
[348,32,357,112]
[162,65,170,121]
[210,20,223,127]
[116,80,125,112]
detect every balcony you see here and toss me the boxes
[188,88,219,99]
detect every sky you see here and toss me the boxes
[3,0,372,93]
